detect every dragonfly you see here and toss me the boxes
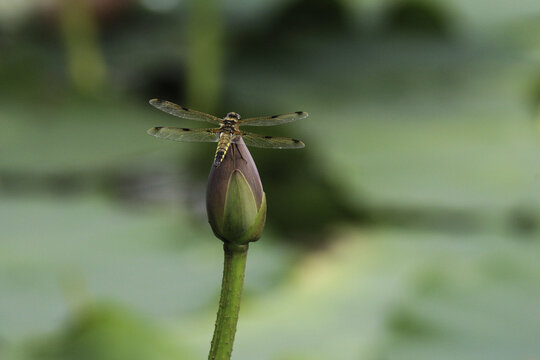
[147,99,308,166]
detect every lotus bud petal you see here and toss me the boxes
[206,138,266,244]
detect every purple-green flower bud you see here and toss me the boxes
[206,139,267,245]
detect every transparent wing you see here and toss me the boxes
[149,99,221,125]
[235,131,305,149]
[147,127,220,143]
[238,111,308,127]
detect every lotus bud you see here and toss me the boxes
[206,138,267,245]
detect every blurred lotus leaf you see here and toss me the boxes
[26,303,192,360]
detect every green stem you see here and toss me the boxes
[59,0,107,95]
[186,0,223,113]
[209,243,249,360]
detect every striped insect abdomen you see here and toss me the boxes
[214,132,233,166]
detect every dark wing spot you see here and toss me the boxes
[217,150,224,156]
[271,115,279,119]
[181,106,189,111]
[264,136,273,139]
[182,128,190,131]
[292,139,300,143]
[154,126,163,130]
[295,111,303,115]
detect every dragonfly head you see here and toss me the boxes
[226,112,241,121]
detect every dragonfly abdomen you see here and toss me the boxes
[214,132,234,166]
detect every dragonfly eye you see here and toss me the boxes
[226,112,241,120]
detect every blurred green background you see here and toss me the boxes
[2,0,540,359]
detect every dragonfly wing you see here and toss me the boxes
[236,131,305,149]
[149,99,221,125]
[147,127,220,142]
[238,111,308,127]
